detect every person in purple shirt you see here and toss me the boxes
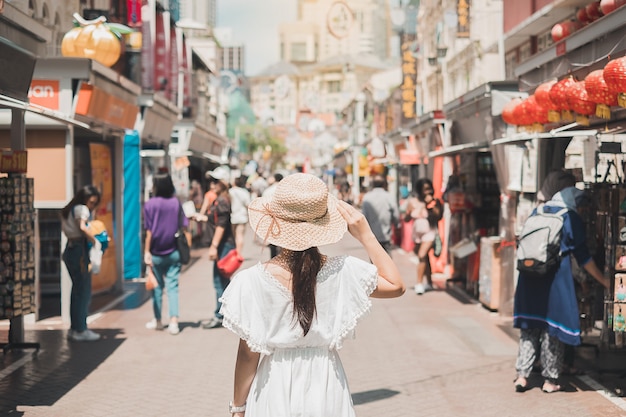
[143,173,189,335]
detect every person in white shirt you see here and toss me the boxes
[229,176,252,255]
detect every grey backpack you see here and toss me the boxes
[516,206,568,277]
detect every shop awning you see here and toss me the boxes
[428,141,489,158]
[0,96,89,129]
[491,129,598,146]
[187,123,227,162]
[137,93,180,146]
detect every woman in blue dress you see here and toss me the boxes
[513,186,609,393]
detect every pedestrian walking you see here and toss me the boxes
[229,175,251,255]
[219,173,405,417]
[61,185,102,342]
[405,178,443,295]
[197,169,235,329]
[513,185,609,393]
[361,174,399,254]
[143,173,189,336]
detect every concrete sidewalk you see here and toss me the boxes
[1,226,626,416]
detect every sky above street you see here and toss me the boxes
[218,0,297,76]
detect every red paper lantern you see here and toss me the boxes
[576,7,591,23]
[535,81,557,109]
[586,1,603,21]
[600,0,626,15]
[513,98,533,126]
[501,97,522,125]
[566,81,596,115]
[549,77,576,111]
[585,70,617,104]
[584,69,618,118]
[551,20,581,42]
[604,57,626,93]
[526,95,549,124]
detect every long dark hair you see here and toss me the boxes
[153,173,176,198]
[414,178,434,202]
[285,247,323,336]
[61,185,101,219]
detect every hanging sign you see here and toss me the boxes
[0,150,28,173]
[457,0,470,38]
[401,39,417,123]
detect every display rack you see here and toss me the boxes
[0,174,39,353]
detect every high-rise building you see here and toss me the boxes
[178,0,217,29]
[281,0,391,64]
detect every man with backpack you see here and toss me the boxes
[513,182,610,394]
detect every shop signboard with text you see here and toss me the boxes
[89,143,117,291]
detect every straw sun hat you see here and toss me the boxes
[248,173,347,251]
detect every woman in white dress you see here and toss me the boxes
[219,173,405,417]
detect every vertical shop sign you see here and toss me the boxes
[89,143,117,292]
[457,0,470,38]
[182,41,191,111]
[141,0,155,90]
[127,0,142,27]
[401,41,417,124]
[154,12,169,94]
[169,26,178,103]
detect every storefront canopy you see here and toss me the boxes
[0,95,89,129]
[491,129,598,146]
[428,141,489,158]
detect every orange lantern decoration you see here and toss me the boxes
[512,98,534,128]
[584,69,617,119]
[525,95,548,131]
[603,56,626,107]
[534,80,560,122]
[549,76,576,121]
[501,97,522,125]
[565,81,596,125]
[61,13,122,67]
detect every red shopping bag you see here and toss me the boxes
[217,249,244,278]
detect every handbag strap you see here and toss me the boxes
[178,203,184,229]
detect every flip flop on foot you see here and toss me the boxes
[542,381,561,393]
[514,376,528,393]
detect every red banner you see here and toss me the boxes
[127,0,142,26]
[154,12,169,93]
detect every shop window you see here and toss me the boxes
[38,209,62,294]
[475,152,499,235]
[327,80,342,93]
[291,42,307,61]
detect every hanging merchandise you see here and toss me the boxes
[603,56,626,107]
[584,69,618,119]
[527,95,549,130]
[549,76,577,121]
[0,176,36,320]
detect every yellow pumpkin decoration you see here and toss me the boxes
[61,13,121,67]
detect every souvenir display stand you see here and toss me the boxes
[0,173,38,353]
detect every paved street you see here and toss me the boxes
[1,228,626,416]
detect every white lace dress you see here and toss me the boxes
[219,255,378,417]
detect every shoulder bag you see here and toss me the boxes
[175,204,191,265]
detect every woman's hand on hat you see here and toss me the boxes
[337,200,373,243]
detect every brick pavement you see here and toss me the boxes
[0,227,625,416]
